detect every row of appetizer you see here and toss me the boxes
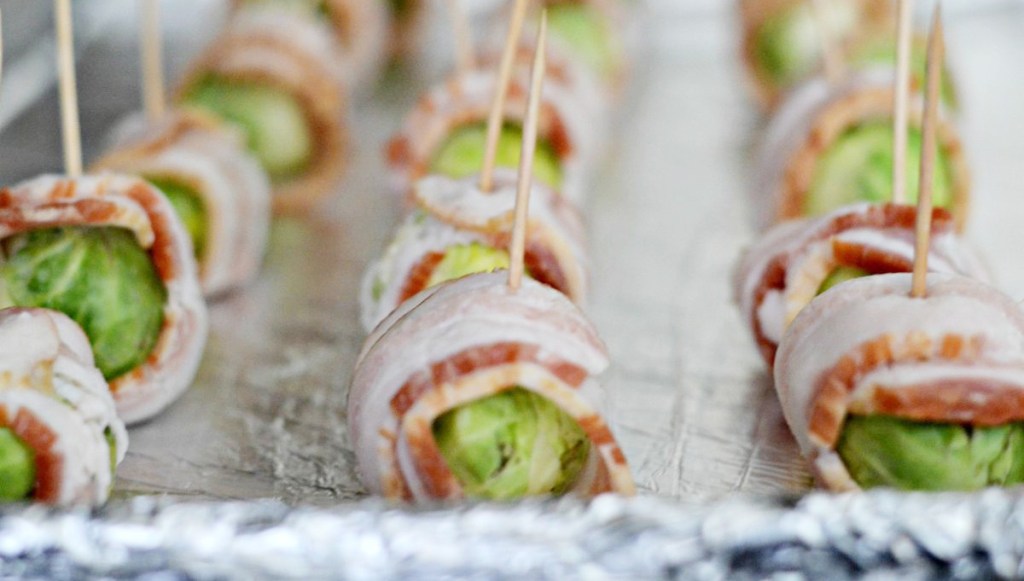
[0,0,428,505]
[346,0,639,502]
[735,0,1024,491]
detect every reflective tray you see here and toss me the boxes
[2,1,1024,577]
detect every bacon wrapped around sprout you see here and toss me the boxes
[775,273,1024,491]
[0,174,208,425]
[349,271,634,502]
[361,170,588,332]
[755,69,969,230]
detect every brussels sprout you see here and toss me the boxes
[547,4,618,80]
[0,227,167,381]
[148,177,207,261]
[806,121,955,217]
[390,0,413,20]
[105,428,117,478]
[816,266,869,295]
[240,0,327,18]
[430,122,563,191]
[0,428,34,501]
[426,243,511,288]
[183,77,313,182]
[433,387,591,500]
[754,5,819,85]
[837,415,1024,490]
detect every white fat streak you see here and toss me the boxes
[851,363,1024,413]
[416,171,587,258]
[0,312,61,378]
[0,174,156,248]
[735,217,809,325]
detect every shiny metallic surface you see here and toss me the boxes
[1,490,1023,579]
[2,1,1024,575]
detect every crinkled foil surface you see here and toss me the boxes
[1,491,1023,579]
[2,0,1024,577]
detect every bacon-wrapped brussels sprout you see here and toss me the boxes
[0,174,208,425]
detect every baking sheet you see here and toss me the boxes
[0,1,1023,508]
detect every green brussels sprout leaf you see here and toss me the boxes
[430,122,563,191]
[183,77,313,182]
[754,6,819,85]
[0,428,34,501]
[390,0,414,20]
[547,4,618,80]
[807,121,955,217]
[817,266,869,295]
[1,227,167,381]
[432,387,591,500]
[837,415,1024,490]
[147,177,208,261]
[240,0,327,18]
[426,243,511,289]
[105,427,117,478]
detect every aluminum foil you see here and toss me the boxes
[1,490,1023,579]
[2,2,1024,577]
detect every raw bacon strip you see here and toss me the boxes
[0,308,127,506]
[0,174,209,425]
[386,67,598,205]
[175,8,348,213]
[360,172,588,332]
[230,0,387,91]
[774,273,1024,491]
[754,69,970,230]
[95,110,271,297]
[734,203,988,367]
[349,272,634,502]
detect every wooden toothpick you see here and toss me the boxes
[891,0,915,205]
[140,0,166,121]
[507,12,547,292]
[54,0,82,177]
[910,4,944,299]
[810,0,844,84]
[480,0,529,193]
[445,0,476,75]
